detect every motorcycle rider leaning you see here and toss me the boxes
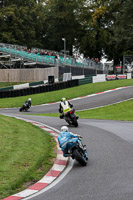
[25,98,31,108]
[58,126,83,157]
[58,97,73,119]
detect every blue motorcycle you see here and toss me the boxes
[62,137,88,166]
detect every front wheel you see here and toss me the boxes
[19,105,25,112]
[19,107,22,112]
[72,148,87,166]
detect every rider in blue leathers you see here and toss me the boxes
[58,126,87,159]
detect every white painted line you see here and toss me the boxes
[51,164,66,171]
[39,176,56,184]
[41,127,52,131]
[14,189,38,198]
[57,154,67,160]
[23,158,74,200]
[57,146,61,150]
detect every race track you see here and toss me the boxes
[0,86,133,200]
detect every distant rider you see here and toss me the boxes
[25,98,31,108]
[58,97,73,119]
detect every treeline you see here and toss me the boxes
[0,0,133,64]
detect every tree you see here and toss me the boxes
[41,0,83,55]
[105,0,133,64]
[0,0,46,47]
[75,0,122,60]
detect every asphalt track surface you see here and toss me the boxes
[0,86,133,200]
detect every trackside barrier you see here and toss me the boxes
[0,79,59,92]
[127,73,132,79]
[92,74,106,83]
[106,74,127,81]
[0,84,30,92]
[0,86,13,92]
[29,81,44,87]
[0,81,42,93]
[117,74,127,80]
[14,83,29,90]
[0,80,79,98]
[78,75,93,85]
[106,75,116,81]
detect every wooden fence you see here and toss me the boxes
[0,67,59,82]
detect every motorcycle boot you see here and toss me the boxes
[60,113,64,119]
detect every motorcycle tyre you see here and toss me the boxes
[72,149,87,166]
[72,118,78,127]
[19,105,27,112]
[19,107,22,112]
[65,118,72,126]
[25,108,28,112]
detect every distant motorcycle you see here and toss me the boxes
[64,109,79,127]
[66,136,88,166]
[19,102,30,112]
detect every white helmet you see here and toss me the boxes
[61,126,68,132]
[28,98,31,101]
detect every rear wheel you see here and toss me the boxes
[72,118,78,127]
[72,148,87,166]
[65,119,71,125]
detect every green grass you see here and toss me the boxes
[0,79,133,108]
[0,115,56,199]
[76,99,133,121]
[34,99,133,121]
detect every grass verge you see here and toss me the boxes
[34,99,133,121]
[0,115,56,199]
[0,79,133,108]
